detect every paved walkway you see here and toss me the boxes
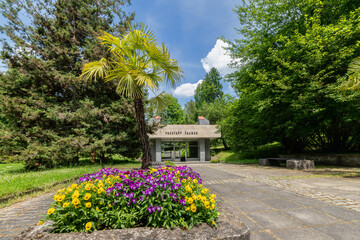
[192,164,360,240]
[0,192,54,240]
[0,163,359,239]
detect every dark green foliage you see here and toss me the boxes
[194,67,223,109]
[0,0,140,168]
[158,95,185,124]
[183,100,196,124]
[223,0,360,153]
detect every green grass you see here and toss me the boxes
[0,158,140,202]
[214,150,258,164]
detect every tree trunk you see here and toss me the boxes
[221,137,230,150]
[134,97,152,169]
[91,150,96,163]
[99,152,106,165]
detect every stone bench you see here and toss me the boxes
[259,158,315,170]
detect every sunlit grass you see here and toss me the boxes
[0,158,140,201]
[214,150,258,164]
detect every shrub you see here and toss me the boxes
[210,159,220,163]
[42,166,219,232]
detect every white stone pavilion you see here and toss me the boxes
[148,116,221,163]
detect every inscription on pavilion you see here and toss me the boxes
[164,131,198,135]
[149,116,221,163]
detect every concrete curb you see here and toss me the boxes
[15,203,250,240]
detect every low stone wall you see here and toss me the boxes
[16,203,250,240]
[279,154,360,167]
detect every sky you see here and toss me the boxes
[125,0,241,105]
[0,0,242,106]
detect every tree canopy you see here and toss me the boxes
[222,0,360,153]
[194,67,223,109]
[0,0,140,168]
[157,95,185,124]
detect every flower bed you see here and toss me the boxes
[41,166,219,232]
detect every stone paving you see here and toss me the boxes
[191,163,360,240]
[0,192,54,240]
[0,163,359,239]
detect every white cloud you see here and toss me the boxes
[173,80,203,98]
[201,39,233,76]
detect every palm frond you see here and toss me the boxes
[80,26,183,99]
[148,91,172,113]
[79,58,108,82]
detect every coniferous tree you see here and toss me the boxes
[194,67,223,109]
[0,0,140,168]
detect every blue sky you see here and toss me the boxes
[126,0,241,105]
[0,0,242,106]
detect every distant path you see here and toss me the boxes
[1,163,360,239]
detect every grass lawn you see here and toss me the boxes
[212,142,283,164]
[0,157,140,207]
[214,150,258,164]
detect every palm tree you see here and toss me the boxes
[80,26,183,169]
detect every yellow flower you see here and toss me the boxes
[59,194,65,202]
[97,181,104,188]
[74,204,79,208]
[191,204,196,213]
[47,208,55,215]
[212,221,215,225]
[85,202,91,208]
[96,207,100,211]
[72,190,79,199]
[100,201,104,205]
[97,187,104,194]
[182,179,186,183]
[201,189,207,194]
[108,204,112,208]
[210,204,215,210]
[211,194,217,199]
[71,184,77,189]
[187,197,194,204]
[85,222,92,231]
[53,194,58,201]
[185,207,190,211]
[204,201,210,208]
[196,195,201,200]
[201,196,207,202]
[199,184,203,188]
[63,202,70,208]
[210,198,215,203]
[84,193,91,201]
[193,179,198,184]
[38,221,44,225]
[72,198,80,205]
[85,184,91,190]
[66,187,72,192]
